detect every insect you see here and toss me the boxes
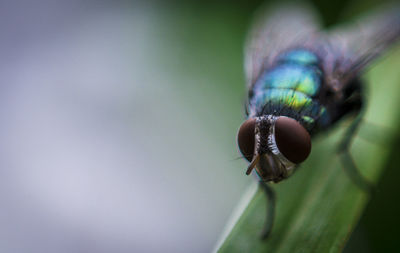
[236,3,400,239]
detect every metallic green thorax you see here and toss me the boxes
[249,49,330,133]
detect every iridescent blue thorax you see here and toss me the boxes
[248,49,331,134]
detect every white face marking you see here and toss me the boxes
[253,115,296,182]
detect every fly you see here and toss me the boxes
[236,3,400,239]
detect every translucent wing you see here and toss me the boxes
[244,3,322,89]
[328,4,400,84]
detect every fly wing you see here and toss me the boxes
[244,3,323,89]
[327,4,400,85]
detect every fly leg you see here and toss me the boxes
[337,114,374,193]
[259,181,276,240]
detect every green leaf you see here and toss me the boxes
[215,47,400,252]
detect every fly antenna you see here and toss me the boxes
[246,154,260,175]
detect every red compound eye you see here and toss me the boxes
[274,117,311,164]
[237,118,256,162]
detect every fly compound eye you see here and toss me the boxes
[274,117,311,164]
[237,118,256,162]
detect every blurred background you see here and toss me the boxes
[0,0,399,252]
